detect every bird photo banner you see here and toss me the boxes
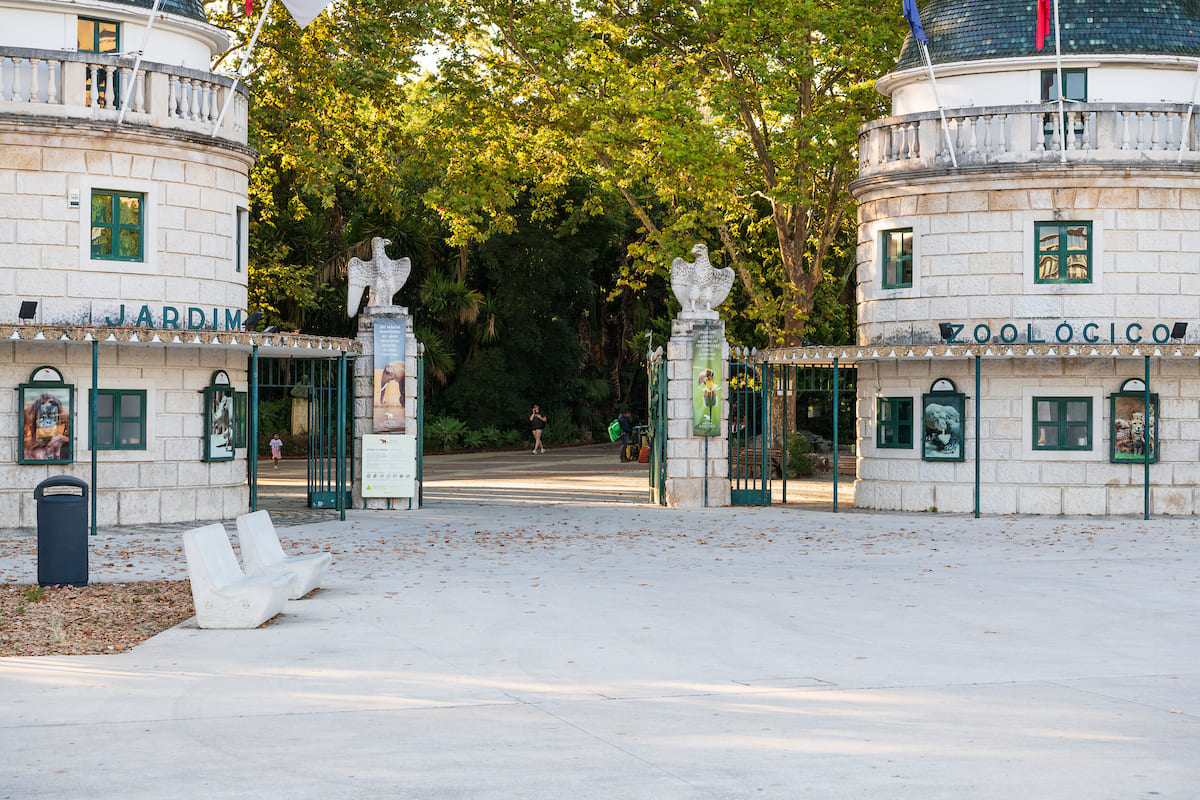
[692,326,723,438]
[373,317,406,434]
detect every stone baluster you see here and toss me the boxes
[1032,111,1045,152]
[1120,111,1132,150]
[1081,111,1092,150]
[203,81,214,122]
[28,58,41,103]
[45,60,58,104]
[1150,111,1162,149]
[967,114,979,155]
[167,75,179,117]
[1135,111,1147,149]
[995,113,1009,153]
[982,114,993,155]
[1066,112,1077,150]
[88,64,100,108]
[136,70,146,113]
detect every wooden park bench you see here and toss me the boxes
[183,523,293,629]
[730,444,786,477]
[236,510,332,600]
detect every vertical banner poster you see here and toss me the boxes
[692,325,723,437]
[1111,392,1159,463]
[362,434,417,498]
[373,317,406,434]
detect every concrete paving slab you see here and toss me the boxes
[1,449,1198,798]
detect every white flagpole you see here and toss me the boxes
[1052,0,1066,163]
[1178,58,1200,163]
[211,0,274,137]
[919,40,957,168]
[118,0,163,125]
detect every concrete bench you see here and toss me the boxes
[183,524,293,629]
[236,510,332,600]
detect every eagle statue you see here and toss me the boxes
[346,237,412,317]
[670,243,735,317]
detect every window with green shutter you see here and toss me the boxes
[1035,221,1090,283]
[882,228,913,289]
[95,389,146,450]
[91,190,143,261]
[1032,396,1092,451]
[877,397,914,449]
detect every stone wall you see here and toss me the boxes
[0,124,253,327]
[856,174,1200,347]
[854,356,1200,515]
[1,340,248,528]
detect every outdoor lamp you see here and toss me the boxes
[244,311,263,331]
[1171,322,1188,340]
[18,301,37,322]
[938,322,954,341]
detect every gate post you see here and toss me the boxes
[353,307,421,509]
[664,317,731,507]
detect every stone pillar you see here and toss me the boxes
[352,306,421,509]
[664,317,731,507]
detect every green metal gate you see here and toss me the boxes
[648,348,667,505]
[729,349,772,505]
[252,355,354,517]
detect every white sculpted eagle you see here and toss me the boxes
[670,243,734,316]
[346,237,412,317]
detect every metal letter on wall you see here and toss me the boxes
[373,317,406,434]
[692,325,723,437]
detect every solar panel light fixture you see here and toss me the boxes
[244,311,263,331]
[938,322,955,341]
[1171,322,1188,340]
[18,301,37,322]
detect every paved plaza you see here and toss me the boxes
[0,445,1197,798]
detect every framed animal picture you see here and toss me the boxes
[19,367,73,465]
[1110,388,1158,463]
[203,370,236,462]
[921,384,965,462]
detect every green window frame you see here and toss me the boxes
[1032,396,1092,451]
[234,391,248,449]
[91,190,143,261]
[877,396,913,449]
[95,389,146,450]
[77,17,119,53]
[1035,221,1091,284]
[1041,69,1087,103]
[882,228,913,289]
[78,17,120,108]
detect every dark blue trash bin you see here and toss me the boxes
[35,476,89,587]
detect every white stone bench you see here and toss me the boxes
[183,524,293,629]
[236,510,332,600]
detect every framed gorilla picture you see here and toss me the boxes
[19,367,73,465]
[921,382,965,462]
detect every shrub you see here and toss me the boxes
[787,432,817,478]
[542,413,579,446]
[426,416,469,451]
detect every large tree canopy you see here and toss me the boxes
[417,0,900,343]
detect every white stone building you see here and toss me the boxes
[1,0,352,528]
[771,0,1200,515]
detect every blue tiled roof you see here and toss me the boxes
[102,0,207,23]
[897,0,1200,69]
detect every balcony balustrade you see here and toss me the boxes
[0,46,246,145]
[858,102,1200,177]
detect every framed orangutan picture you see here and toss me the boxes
[19,367,73,465]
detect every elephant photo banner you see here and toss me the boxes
[692,326,723,437]
[373,317,406,434]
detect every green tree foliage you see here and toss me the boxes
[419,0,899,344]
